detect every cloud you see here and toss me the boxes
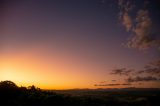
[118,0,133,32]
[110,59,160,85]
[118,0,134,12]
[127,10,157,50]
[110,68,133,76]
[105,1,160,87]
[122,12,133,31]
[126,76,159,83]
[118,0,160,50]
[135,59,160,76]
[110,59,160,76]
[143,59,160,76]
[94,83,131,86]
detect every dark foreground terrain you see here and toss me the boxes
[0,81,160,106]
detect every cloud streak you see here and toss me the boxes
[142,59,160,76]
[110,59,160,85]
[110,68,133,76]
[126,76,159,83]
[94,83,132,86]
[135,59,160,77]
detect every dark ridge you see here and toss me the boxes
[0,80,160,106]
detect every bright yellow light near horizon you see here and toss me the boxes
[0,52,113,89]
[0,57,78,89]
[0,67,31,84]
[0,67,82,89]
[1,68,17,81]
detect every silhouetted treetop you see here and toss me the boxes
[0,80,18,89]
[0,80,160,106]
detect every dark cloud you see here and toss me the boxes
[143,59,160,76]
[134,59,160,77]
[110,59,160,85]
[110,68,133,76]
[126,76,159,83]
[94,83,131,86]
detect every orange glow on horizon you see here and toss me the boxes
[0,51,104,89]
[1,48,159,89]
[0,0,159,90]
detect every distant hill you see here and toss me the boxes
[0,80,160,106]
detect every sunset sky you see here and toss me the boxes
[0,0,160,89]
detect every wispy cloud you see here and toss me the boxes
[127,10,156,50]
[110,59,160,85]
[118,0,133,32]
[142,59,160,76]
[110,68,133,76]
[122,12,133,31]
[118,0,160,50]
[94,83,131,86]
[113,0,160,87]
[135,59,160,77]
[126,76,159,83]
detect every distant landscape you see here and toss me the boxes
[1,80,160,106]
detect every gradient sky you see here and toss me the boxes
[0,0,160,89]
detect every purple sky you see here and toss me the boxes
[0,0,160,89]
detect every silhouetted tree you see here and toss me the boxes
[28,85,36,91]
[0,80,18,90]
[0,80,159,106]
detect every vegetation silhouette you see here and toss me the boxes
[0,80,160,106]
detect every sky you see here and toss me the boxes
[0,0,160,89]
